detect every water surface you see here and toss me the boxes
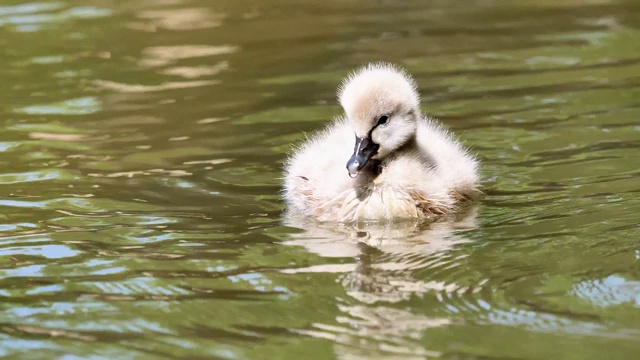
[1,0,640,358]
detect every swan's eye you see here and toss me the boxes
[377,115,389,126]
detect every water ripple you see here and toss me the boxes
[2,0,640,358]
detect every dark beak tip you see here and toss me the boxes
[346,157,360,174]
[347,135,378,178]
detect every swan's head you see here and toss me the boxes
[338,63,420,178]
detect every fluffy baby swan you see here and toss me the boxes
[284,63,479,222]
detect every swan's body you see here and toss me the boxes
[283,63,479,222]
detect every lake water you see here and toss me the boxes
[1,0,640,358]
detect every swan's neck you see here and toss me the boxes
[394,134,418,157]
[381,133,418,166]
[360,134,418,178]
[353,134,417,200]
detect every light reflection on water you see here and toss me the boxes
[0,0,639,358]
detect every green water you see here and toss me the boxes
[1,0,640,358]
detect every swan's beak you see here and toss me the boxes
[346,136,379,178]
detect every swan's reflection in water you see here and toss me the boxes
[282,207,479,358]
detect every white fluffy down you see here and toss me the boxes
[283,63,479,222]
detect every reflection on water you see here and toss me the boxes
[1,0,640,358]
[284,210,478,358]
[284,207,478,298]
